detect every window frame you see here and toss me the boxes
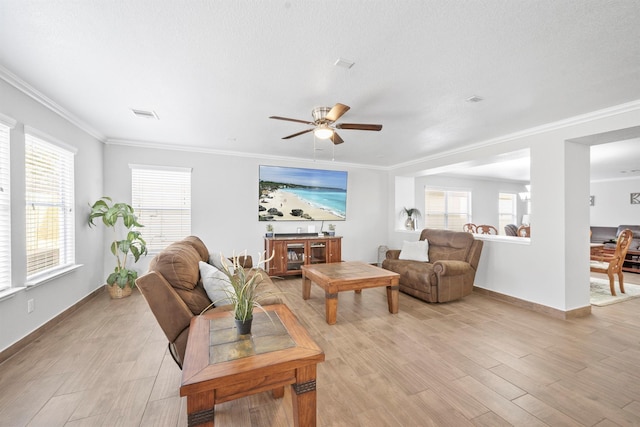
[424,187,472,230]
[498,192,518,234]
[130,164,192,254]
[24,127,77,283]
[0,114,16,292]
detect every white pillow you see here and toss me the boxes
[208,251,235,274]
[199,261,234,306]
[398,240,429,262]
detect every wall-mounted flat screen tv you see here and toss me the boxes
[259,165,347,221]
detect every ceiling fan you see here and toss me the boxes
[269,103,382,145]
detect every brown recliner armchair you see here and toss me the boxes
[382,229,483,303]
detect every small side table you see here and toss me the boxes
[180,304,324,427]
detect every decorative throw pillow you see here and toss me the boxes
[208,251,235,274]
[399,240,429,262]
[199,261,234,306]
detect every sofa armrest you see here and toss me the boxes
[136,271,194,342]
[386,249,401,260]
[433,260,474,277]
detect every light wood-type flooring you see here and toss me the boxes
[1,271,640,427]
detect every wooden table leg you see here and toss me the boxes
[386,285,399,314]
[302,275,311,300]
[272,386,285,399]
[325,292,338,325]
[291,365,318,427]
[186,390,215,427]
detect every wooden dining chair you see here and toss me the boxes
[517,225,531,237]
[476,225,498,235]
[462,223,477,233]
[590,228,633,296]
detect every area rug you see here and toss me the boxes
[590,278,640,306]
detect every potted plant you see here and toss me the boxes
[265,224,274,237]
[88,197,148,299]
[401,207,421,230]
[328,224,336,236]
[204,251,276,334]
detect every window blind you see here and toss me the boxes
[0,123,10,291]
[498,193,517,234]
[424,188,472,230]
[131,166,192,253]
[25,133,75,278]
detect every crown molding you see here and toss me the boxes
[590,175,640,184]
[105,138,387,171]
[391,99,640,171]
[0,65,105,141]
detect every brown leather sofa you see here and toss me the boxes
[382,229,483,303]
[136,236,281,368]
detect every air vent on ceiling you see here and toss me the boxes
[465,95,484,103]
[131,109,159,120]
[334,58,355,69]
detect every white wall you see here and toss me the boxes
[590,177,640,225]
[0,79,104,352]
[103,144,388,275]
[388,103,640,313]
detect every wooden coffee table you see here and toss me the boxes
[301,261,400,325]
[180,304,324,427]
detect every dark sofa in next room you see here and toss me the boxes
[591,225,640,250]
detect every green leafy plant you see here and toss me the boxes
[328,224,336,231]
[402,207,421,218]
[88,197,147,289]
[203,251,277,321]
[401,207,421,230]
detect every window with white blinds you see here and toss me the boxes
[25,132,75,279]
[131,165,192,253]
[424,188,472,230]
[498,193,517,234]
[0,122,11,291]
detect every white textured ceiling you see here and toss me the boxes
[1,0,639,176]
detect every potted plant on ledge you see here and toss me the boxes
[265,224,274,237]
[402,207,421,230]
[89,197,148,299]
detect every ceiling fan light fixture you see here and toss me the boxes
[314,124,334,139]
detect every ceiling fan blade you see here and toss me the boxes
[282,128,314,139]
[336,123,383,131]
[325,103,350,122]
[269,116,314,125]
[331,132,344,145]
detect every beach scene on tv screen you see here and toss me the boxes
[259,165,347,221]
